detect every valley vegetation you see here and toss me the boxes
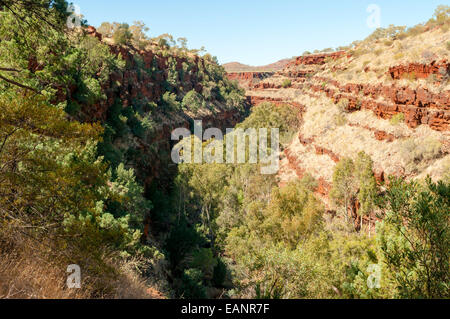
[0,1,448,299]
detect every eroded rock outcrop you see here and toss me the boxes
[310,76,450,131]
[226,72,274,88]
[388,60,449,81]
[287,51,348,66]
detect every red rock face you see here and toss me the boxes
[226,72,274,89]
[310,76,450,131]
[78,26,249,193]
[78,30,212,125]
[86,26,103,41]
[287,51,347,66]
[314,146,340,163]
[388,60,449,81]
[247,96,305,111]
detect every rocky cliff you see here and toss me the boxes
[81,27,247,192]
[230,26,450,229]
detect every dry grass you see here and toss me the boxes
[278,92,448,181]
[0,229,165,299]
[317,27,450,91]
[251,22,450,195]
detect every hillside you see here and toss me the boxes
[239,29,450,200]
[223,58,292,72]
[0,1,449,301]
[0,2,246,299]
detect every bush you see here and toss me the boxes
[112,23,132,45]
[179,268,207,299]
[400,137,442,174]
[337,98,350,112]
[390,113,405,125]
[212,258,227,287]
[374,49,383,56]
[282,79,292,88]
[190,248,217,279]
[182,90,204,112]
[394,52,404,60]
[377,178,450,298]
[161,92,181,112]
[334,114,347,126]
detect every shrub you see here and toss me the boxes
[337,98,350,112]
[179,268,207,299]
[406,24,427,37]
[446,42,450,50]
[112,23,132,45]
[190,248,217,279]
[377,178,450,298]
[396,32,408,40]
[403,72,417,81]
[334,114,347,126]
[282,79,292,88]
[182,90,204,112]
[161,92,181,112]
[390,113,405,125]
[212,258,227,287]
[394,52,404,60]
[400,137,442,174]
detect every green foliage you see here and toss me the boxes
[179,268,207,299]
[0,6,124,111]
[331,153,378,228]
[237,102,300,145]
[330,158,357,215]
[364,25,406,43]
[161,92,181,112]
[212,258,227,287]
[377,178,450,298]
[390,113,405,125]
[165,219,202,270]
[355,152,378,218]
[282,79,292,88]
[190,248,217,278]
[182,90,205,112]
[430,5,450,26]
[112,23,133,45]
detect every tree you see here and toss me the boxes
[112,23,132,45]
[331,153,379,232]
[432,5,450,25]
[182,90,205,112]
[177,37,188,50]
[0,0,71,29]
[354,152,378,235]
[377,178,449,298]
[330,158,357,224]
[129,21,150,50]
[97,22,115,38]
[263,181,324,248]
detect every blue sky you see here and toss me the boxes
[74,0,449,66]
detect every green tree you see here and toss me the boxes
[112,23,132,45]
[354,152,378,235]
[330,158,357,223]
[182,90,205,112]
[377,177,449,298]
